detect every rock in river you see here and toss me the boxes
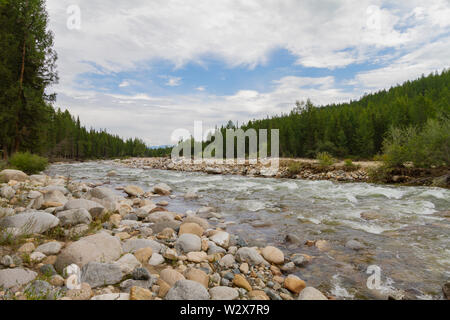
[235,247,267,266]
[261,246,284,265]
[297,287,328,300]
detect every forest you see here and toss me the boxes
[0,0,149,160]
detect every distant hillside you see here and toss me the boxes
[240,69,450,159]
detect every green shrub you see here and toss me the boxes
[344,159,354,167]
[9,152,48,174]
[0,160,7,171]
[287,161,304,175]
[316,152,335,167]
[382,117,450,168]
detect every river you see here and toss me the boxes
[46,161,450,300]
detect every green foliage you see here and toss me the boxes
[317,152,335,167]
[287,161,305,175]
[382,117,450,168]
[9,152,48,174]
[367,164,394,183]
[344,159,354,167]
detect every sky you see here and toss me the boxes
[45,0,450,146]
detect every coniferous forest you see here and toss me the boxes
[240,70,450,160]
[0,0,148,160]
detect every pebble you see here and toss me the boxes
[132,267,151,281]
[239,263,249,274]
[261,246,284,264]
[232,274,252,292]
[185,268,209,288]
[297,287,328,300]
[187,251,207,263]
[148,253,165,266]
[209,286,239,300]
[284,275,306,294]
[130,286,153,300]
[160,268,185,287]
[66,283,93,300]
[18,242,36,254]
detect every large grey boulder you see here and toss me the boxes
[55,232,122,272]
[56,208,92,226]
[235,247,268,266]
[0,268,37,289]
[122,238,164,254]
[0,211,59,235]
[166,280,210,300]
[81,262,123,288]
[43,190,67,205]
[175,234,202,253]
[0,169,28,183]
[86,187,119,200]
[63,199,106,219]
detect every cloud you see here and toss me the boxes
[56,75,355,145]
[118,81,130,88]
[196,86,206,92]
[165,76,182,87]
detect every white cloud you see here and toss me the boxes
[56,75,355,145]
[119,81,130,88]
[165,76,182,87]
[44,0,450,145]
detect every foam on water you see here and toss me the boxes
[330,275,355,299]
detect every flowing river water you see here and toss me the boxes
[46,161,450,300]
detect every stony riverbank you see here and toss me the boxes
[114,157,371,183]
[0,168,335,301]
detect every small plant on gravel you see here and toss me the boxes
[343,159,360,171]
[317,152,336,167]
[286,161,305,175]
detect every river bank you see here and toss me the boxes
[112,157,449,188]
[0,168,331,301]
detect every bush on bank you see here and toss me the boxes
[9,152,49,174]
[382,116,450,168]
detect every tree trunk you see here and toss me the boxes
[19,39,26,91]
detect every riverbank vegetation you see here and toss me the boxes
[0,0,149,161]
